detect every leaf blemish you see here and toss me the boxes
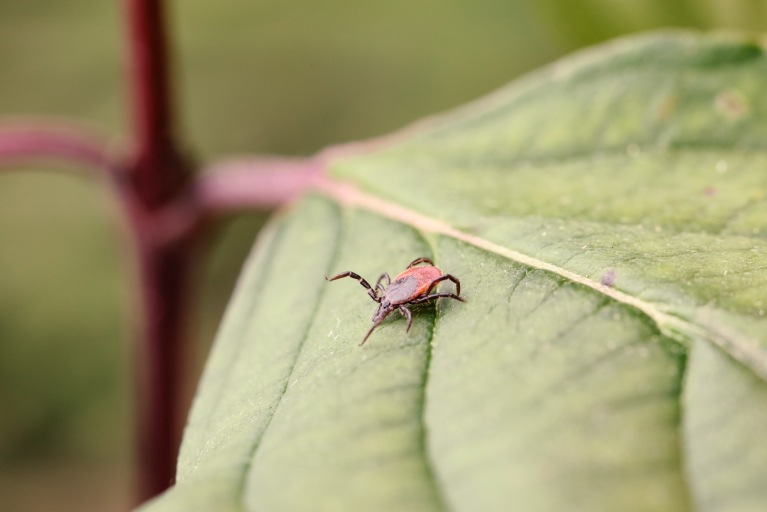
[601,269,617,287]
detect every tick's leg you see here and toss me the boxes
[426,274,461,297]
[409,292,465,305]
[375,272,391,293]
[326,271,379,302]
[398,305,414,332]
[407,257,434,269]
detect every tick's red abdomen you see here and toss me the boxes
[392,266,442,298]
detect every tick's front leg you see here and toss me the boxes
[325,271,379,302]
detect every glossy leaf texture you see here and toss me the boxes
[143,31,767,512]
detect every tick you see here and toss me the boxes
[326,257,464,346]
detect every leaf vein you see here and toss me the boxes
[236,203,345,509]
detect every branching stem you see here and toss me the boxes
[124,0,195,501]
[0,0,330,505]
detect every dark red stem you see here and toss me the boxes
[126,0,188,209]
[133,231,194,501]
[125,0,194,501]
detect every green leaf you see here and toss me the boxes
[143,31,767,511]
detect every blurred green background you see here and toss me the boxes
[1,1,766,510]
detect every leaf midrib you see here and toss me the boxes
[316,177,767,385]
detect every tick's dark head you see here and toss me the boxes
[372,302,394,324]
[362,303,395,346]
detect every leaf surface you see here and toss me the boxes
[143,31,767,512]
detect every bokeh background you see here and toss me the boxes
[1,1,766,510]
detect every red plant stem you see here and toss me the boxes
[0,124,120,177]
[0,0,334,505]
[133,234,194,500]
[125,0,194,502]
[126,0,188,209]
[126,188,201,503]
